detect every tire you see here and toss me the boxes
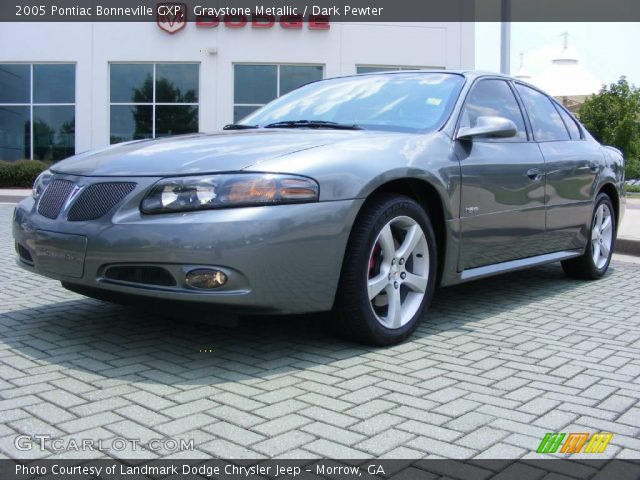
[561,192,616,280]
[334,194,437,346]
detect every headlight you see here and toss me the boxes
[32,169,53,199]
[141,173,319,214]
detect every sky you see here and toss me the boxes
[475,23,640,87]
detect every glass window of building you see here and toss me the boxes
[109,63,199,144]
[233,64,323,122]
[0,63,75,161]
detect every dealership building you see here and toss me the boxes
[0,21,474,162]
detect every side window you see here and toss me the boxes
[460,79,527,142]
[515,84,570,141]
[554,103,582,140]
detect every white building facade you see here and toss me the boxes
[0,21,474,161]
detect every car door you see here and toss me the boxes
[514,84,600,252]
[454,78,547,271]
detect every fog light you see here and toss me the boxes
[185,269,227,289]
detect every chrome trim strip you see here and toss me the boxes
[460,250,583,281]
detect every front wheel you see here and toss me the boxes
[561,192,616,280]
[334,194,437,346]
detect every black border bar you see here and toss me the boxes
[2,459,640,480]
[2,0,640,22]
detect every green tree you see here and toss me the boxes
[578,76,640,179]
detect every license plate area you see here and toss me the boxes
[35,230,87,279]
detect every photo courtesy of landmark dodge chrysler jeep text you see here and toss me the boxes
[13,71,625,345]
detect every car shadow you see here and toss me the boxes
[0,263,621,387]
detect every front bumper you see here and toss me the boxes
[13,178,362,314]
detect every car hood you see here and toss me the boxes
[51,130,393,177]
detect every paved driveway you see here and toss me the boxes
[1,204,639,460]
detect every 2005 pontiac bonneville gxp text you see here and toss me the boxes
[13,71,625,345]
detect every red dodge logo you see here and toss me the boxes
[157,3,187,34]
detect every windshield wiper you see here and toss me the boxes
[223,123,258,130]
[264,120,362,130]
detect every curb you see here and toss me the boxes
[615,238,640,257]
[0,196,28,203]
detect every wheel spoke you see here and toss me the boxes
[591,229,599,241]
[600,242,610,258]
[595,205,604,230]
[385,284,402,328]
[395,224,422,259]
[368,272,389,300]
[367,215,430,331]
[593,242,601,265]
[378,224,396,260]
[600,215,612,235]
[403,272,428,293]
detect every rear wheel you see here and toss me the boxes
[561,192,616,280]
[334,194,437,345]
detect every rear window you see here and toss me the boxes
[516,84,570,141]
[555,103,582,140]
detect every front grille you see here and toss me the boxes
[67,182,136,221]
[104,266,176,287]
[37,179,75,219]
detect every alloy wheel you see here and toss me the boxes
[366,216,429,329]
[591,202,613,269]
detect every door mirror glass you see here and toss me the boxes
[457,116,518,140]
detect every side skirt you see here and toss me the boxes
[457,250,583,283]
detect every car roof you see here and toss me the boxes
[327,69,517,82]
[338,69,542,92]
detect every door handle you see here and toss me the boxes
[527,168,543,181]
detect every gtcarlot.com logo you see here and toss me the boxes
[15,434,194,452]
[537,432,613,454]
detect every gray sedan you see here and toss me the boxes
[13,71,625,345]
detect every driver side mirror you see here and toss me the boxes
[456,116,518,141]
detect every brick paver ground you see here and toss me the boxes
[1,204,639,459]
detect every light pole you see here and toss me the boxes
[500,0,511,74]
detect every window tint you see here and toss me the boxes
[33,105,75,161]
[155,105,198,137]
[33,64,75,104]
[0,63,75,161]
[280,65,323,96]
[234,65,277,105]
[156,64,198,103]
[0,64,29,104]
[0,105,29,160]
[555,103,582,140]
[460,79,527,141]
[110,64,153,103]
[109,63,199,144]
[109,105,152,144]
[516,84,570,141]
[234,105,260,122]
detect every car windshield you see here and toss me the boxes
[240,72,465,133]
